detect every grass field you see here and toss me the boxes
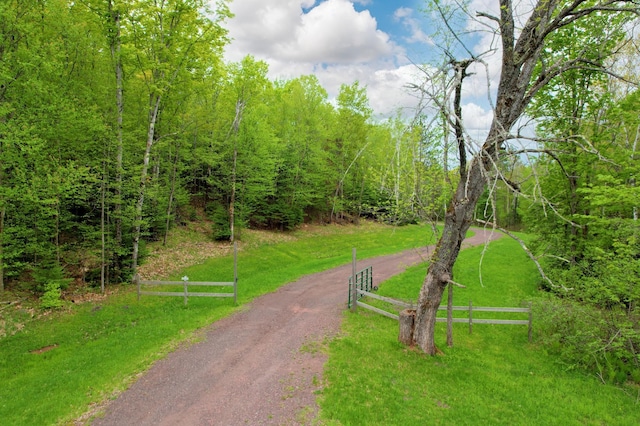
[0,222,436,425]
[2,224,638,425]
[318,236,640,425]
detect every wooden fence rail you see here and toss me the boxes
[355,289,532,341]
[135,242,238,306]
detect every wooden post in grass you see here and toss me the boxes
[135,274,140,301]
[182,275,189,306]
[528,304,533,342]
[446,282,453,347]
[350,248,357,312]
[233,242,238,305]
[399,309,416,345]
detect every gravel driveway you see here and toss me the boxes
[92,228,500,425]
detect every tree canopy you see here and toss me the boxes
[0,0,451,293]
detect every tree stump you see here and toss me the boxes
[398,309,416,346]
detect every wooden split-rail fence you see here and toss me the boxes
[347,248,532,341]
[135,242,238,306]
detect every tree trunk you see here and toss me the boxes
[0,205,4,293]
[132,94,161,275]
[399,309,416,346]
[228,99,244,243]
[101,159,106,294]
[163,144,180,246]
[108,0,124,279]
[413,153,489,354]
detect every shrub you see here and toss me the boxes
[533,298,640,384]
[40,282,65,309]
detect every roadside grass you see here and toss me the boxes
[319,236,640,425]
[0,222,436,425]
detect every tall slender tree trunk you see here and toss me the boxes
[228,99,244,242]
[631,126,638,221]
[163,143,180,246]
[109,1,124,245]
[101,159,107,294]
[0,142,4,292]
[132,94,161,275]
[107,1,124,281]
[114,22,124,250]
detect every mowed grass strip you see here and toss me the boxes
[319,236,640,425]
[0,222,435,425]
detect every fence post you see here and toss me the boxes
[469,300,473,335]
[182,275,189,306]
[528,304,533,342]
[447,282,453,347]
[350,248,357,312]
[135,274,140,301]
[233,241,238,305]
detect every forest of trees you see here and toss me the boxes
[0,0,453,294]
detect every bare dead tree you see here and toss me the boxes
[409,0,639,355]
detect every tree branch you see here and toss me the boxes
[474,219,572,291]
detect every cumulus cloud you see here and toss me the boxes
[281,0,393,63]
[366,65,426,117]
[393,7,433,45]
[310,64,423,118]
[223,0,421,118]
[221,0,499,132]
[226,0,395,65]
[462,102,493,143]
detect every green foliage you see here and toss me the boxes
[520,13,640,386]
[33,264,72,293]
[0,0,464,296]
[39,282,64,309]
[533,297,640,385]
[207,202,233,241]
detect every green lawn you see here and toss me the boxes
[0,222,435,425]
[319,237,640,425]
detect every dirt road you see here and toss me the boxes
[92,228,500,425]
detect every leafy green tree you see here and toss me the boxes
[0,0,111,290]
[266,76,334,227]
[329,82,373,222]
[127,0,230,273]
[409,0,639,355]
[365,115,452,225]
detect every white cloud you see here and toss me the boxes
[223,0,420,118]
[393,7,433,45]
[221,0,501,131]
[366,65,426,117]
[281,0,393,63]
[462,102,493,143]
[225,0,396,65]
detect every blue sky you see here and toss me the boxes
[222,0,498,133]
